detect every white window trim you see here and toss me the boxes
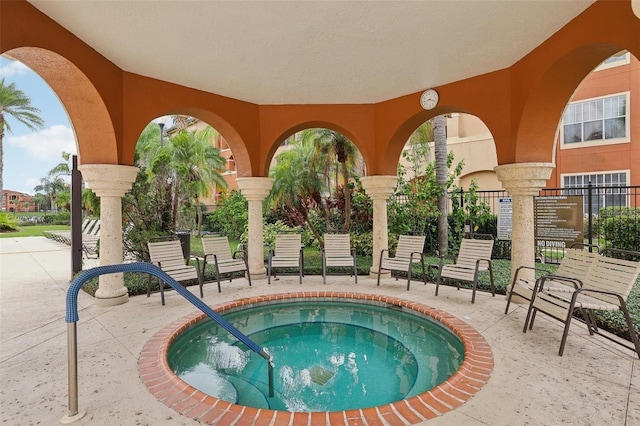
[594,51,630,72]
[560,91,630,150]
[560,169,630,187]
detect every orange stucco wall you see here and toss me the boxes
[2,0,639,178]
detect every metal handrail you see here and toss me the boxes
[61,262,273,424]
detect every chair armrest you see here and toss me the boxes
[534,274,583,294]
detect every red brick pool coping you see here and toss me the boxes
[138,292,493,425]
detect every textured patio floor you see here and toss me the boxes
[1,237,638,425]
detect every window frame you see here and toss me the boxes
[561,170,630,212]
[560,92,630,149]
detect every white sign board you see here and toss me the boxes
[498,197,513,240]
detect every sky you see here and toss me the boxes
[1,56,76,195]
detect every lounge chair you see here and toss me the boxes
[147,238,203,305]
[267,234,304,284]
[322,233,357,284]
[376,235,426,290]
[523,249,640,357]
[505,245,599,314]
[433,234,495,303]
[201,235,251,292]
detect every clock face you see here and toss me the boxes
[420,89,439,110]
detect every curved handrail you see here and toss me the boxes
[65,262,269,358]
[63,262,272,424]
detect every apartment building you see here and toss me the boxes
[1,189,36,212]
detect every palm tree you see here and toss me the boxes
[433,115,449,256]
[301,128,359,232]
[33,176,66,212]
[269,136,327,245]
[0,77,45,194]
[169,127,227,235]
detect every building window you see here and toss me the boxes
[595,50,629,71]
[562,93,628,145]
[562,171,629,212]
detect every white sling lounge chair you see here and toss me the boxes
[322,233,357,284]
[434,234,495,303]
[201,235,251,293]
[147,238,203,305]
[267,234,304,284]
[505,245,599,314]
[524,249,640,357]
[376,235,426,290]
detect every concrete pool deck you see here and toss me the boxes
[1,236,638,425]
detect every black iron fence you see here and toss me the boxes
[446,184,640,264]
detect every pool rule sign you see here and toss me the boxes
[534,195,584,249]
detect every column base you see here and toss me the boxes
[249,268,268,281]
[94,293,129,307]
[60,410,86,424]
[368,268,391,280]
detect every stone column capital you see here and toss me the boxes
[494,162,554,196]
[236,177,274,201]
[79,164,139,197]
[361,175,398,200]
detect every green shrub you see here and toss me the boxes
[599,207,640,252]
[0,213,19,232]
[203,190,248,240]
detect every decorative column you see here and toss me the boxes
[361,175,398,278]
[495,162,554,302]
[236,177,274,280]
[79,164,139,307]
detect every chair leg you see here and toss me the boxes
[559,307,577,356]
[244,259,252,287]
[160,279,165,306]
[216,272,222,293]
[354,254,358,284]
[618,302,640,359]
[322,256,326,284]
[504,284,514,314]
[488,264,495,297]
[435,274,441,296]
[194,258,204,298]
[376,251,385,287]
[267,259,272,285]
[406,264,412,291]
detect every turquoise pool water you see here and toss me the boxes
[168,299,464,412]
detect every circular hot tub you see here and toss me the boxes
[139,292,493,424]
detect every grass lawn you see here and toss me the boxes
[0,224,70,238]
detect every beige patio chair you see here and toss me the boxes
[267,234,303,284]
[433,234,495,303]
[201,235,251,293]
[322,233,357,284]
[376,235,426,290]
[147,238,203,305]
[505,244,599,314]
[523,249,640,357]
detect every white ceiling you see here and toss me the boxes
[29,0,595,105]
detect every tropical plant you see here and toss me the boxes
[433,114,449,256]
[203,190,248,241]
[0,212,19,232]
[169,128,227,235]
[268,136,327,245]
[33,176,67,212]
[301,128,360,232]
[0,77,45,194]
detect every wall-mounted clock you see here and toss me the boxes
[420,89,439,110]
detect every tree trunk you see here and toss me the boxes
[433,115,448,257]
[341,161,351,232]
